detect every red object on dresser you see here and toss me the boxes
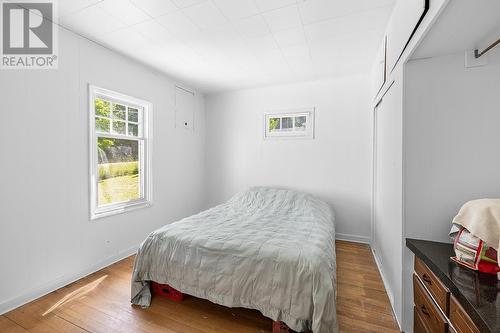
[150,282,185,302]
[272,321,312,333]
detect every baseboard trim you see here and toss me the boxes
[0,244,139,315]
[336,233,370,244]
[371,248,402,331]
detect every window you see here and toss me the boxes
[264,108,315,139]
[89,85,152,219]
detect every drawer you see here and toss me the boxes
[414,306,431,333]
[415,257,450,313]
[413,274,448,333]
[449,296,480,333]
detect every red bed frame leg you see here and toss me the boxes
[150,282,185,302]
[272,321,312,333]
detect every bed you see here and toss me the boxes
[131,187,338,333]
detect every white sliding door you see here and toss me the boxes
[372,80,403,325]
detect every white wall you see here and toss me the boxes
[405,50,500,242]
[205,75,372,241]
[0,26,206,313]
[401,49,500,333]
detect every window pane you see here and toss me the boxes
[97,137,140,206]
[113,104,126,120]
[282,117,293,130]
[295,116,307,131]
[128,107,139,122]
[95,117,110,132]
[95,99,110,117]
[128,123,138,136]
[269,118,280,132]
[112,121,126,134]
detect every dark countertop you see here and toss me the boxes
[406,238,500,333]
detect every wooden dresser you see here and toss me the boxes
[407,239,499,333]
[413,257,479,333]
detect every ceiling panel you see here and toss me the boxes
[304,18,344,43]
[233,15,271,38]
[281,44,311,67]
[54,0,395,93]
[95,26,148,52]
[254,48,286,62]
[130,0,178,18]
[183,1,228,29]
[299,0,396,25]
[281,43,310,58]
[60,5,125,37]
[98,0,150,25]
[171,0,205,9]
[156,10,201,38]
[263,5,302,32]
[245,35,279,52]
[254,0,297,12]
[299,0,366,24]
[273,27,306,47]
[213,0,259,20]
[58,0,103,17]
[203,24,243,48]
[304,6,392,43]
[134,20,177,45]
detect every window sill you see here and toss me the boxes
[91,200,152,220]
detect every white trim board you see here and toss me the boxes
[335,233,370,244]
[0,245,139,315]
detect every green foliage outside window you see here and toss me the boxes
[95,99,110,117]
[98,137,115,150]
[269,118,280,131]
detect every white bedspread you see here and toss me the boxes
[131,187,338,333]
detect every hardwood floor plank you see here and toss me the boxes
[4,241,400,332]
[0,316,28,333]
[4,290,87,333]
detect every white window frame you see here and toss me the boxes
[264,108,315,140]
[89,85,153,220]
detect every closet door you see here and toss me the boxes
[372,80,403,321]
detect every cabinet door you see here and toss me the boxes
[415,306,431,333]
[414,257,449,314]
[450,296,480,333]
[386,0,428,72]
[413,275,448,333]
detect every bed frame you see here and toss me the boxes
[150,281,312,333]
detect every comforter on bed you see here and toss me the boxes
[131,187,337,333]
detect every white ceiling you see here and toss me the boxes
[58,0,395,93]
[412,0,500,59]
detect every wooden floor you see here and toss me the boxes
[0,241,400,333]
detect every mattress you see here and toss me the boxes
[131,187,338,333]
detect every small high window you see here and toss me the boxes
[264,108,315,139]
[89,86,152,219]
